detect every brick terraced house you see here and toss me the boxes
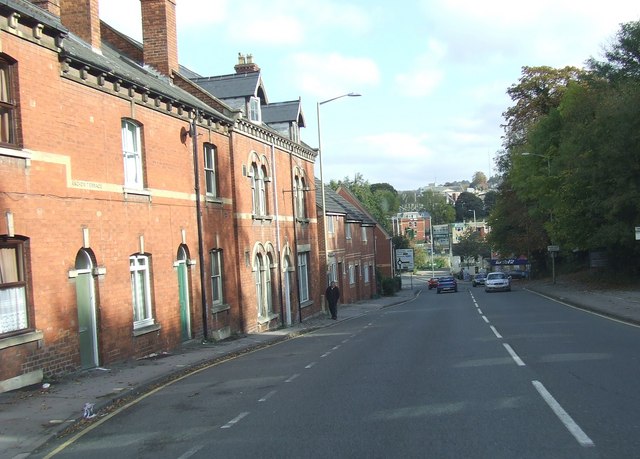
[0,0,322,392]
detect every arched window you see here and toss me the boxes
[251,163,267,216]
[294,175,306,219]
[255,252,274,319]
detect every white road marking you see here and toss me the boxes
[305,362,317,368]
[285,374,300,383]
[482,315,490,323]
[332,345,340,350]
[532,380,595,447]
[221,412,249,429]
[477,308,483,315]
[176,444,206,459]
[503,343,526,366]
[258,390,277,402]
[490,326,502,339]
[321,352,331,358]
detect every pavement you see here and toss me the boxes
[2,276,640,459]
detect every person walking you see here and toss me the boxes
[325,281,340,320]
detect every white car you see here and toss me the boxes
[485,272,511,292]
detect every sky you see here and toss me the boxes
[99,0,640,191]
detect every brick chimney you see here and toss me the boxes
[30,0,61,17]
[140,0,178,77]
[59,0,101,51]
[234,53,260,74]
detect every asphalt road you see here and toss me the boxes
[38,283,640,458]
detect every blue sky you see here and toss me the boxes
[100,0,640,190]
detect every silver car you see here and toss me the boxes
[485,272,511,292]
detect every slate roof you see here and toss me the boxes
[262,100,306,127]
[0,0,65,31]
[190,72,266,102]
[58,35,231,122]
[4,0,230,123]
[315,179,376,226]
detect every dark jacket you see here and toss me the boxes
[325,286,340,305]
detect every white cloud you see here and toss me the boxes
[394,39,447,97]
[292,53,380,99]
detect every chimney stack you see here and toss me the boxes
[141,0,179,77]
[59,0,101,51]
[30,0,61,17]
[234,53,260,74]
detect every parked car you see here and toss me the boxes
[485,272,511,292]
[428,277,439,290]
[437,276,458,294]
[472,273,487,287]
[508,270,527,279]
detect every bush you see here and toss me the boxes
[381,277,396,296]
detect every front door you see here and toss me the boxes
[75,250,98,369]
[283,255,292,326]
[177,247,191,341]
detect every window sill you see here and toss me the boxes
[133,323,161,337]
[212,303,230,313]
[296,218,310,224]
[0,145,31,166]
[300,300,314,309]
[257,313,279,324]
[205,196,224,205]
[252,215,273,222]
[123,187,152,202]
[0,330,43,350]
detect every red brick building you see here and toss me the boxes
[0,0,321,391]
[337,187,394,281]
[317,181,379,305]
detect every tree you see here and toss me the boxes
[483,190,498,216]
[501,65,586,150]
[455,228,489,267]
[454,191,484,221]
[470,171,488,191]
[587,20,640,82]
[417,189,455,225]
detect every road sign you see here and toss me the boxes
[636,227,640,241]
[547,245,559,252]
[395,248,414,271]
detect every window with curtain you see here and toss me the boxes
[297,252,309,302]
[204,143,217,197]
[121,119,144,189]
[130,254,153,329]
[0,57,18,147]
[0,240,28,335]
[210,249,223,306]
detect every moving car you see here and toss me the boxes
[472,273,487,287]
[437,276,458,294]
[428,277,439,290]
[485,272,511,292]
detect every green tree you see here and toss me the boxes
[455,228,489,267]
[418,189,455,225]
[454,191,484,221]
[501,65,586,150]
[587,20,640,82]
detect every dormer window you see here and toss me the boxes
[249,97,261,123]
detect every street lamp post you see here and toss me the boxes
[428,214,435,277]
[317,92,361,286]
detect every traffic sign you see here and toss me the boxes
[547,245,559,252]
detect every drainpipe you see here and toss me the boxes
[191,113,208,340]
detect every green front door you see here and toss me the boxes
[177,260,191,341]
